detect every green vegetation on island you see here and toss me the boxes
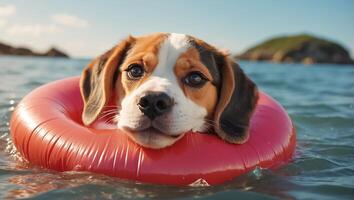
[236,34,353,65]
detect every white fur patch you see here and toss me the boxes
[118,33,207,137]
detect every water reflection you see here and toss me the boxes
[2,161,299,200]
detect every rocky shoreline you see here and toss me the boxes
[0,41,69,58]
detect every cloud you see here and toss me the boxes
[0,4,15,27]
[5,24,61,37]
[0,4,16,17]
[51,14,88,28]
[2,12,88,38]
[0,18,7,27]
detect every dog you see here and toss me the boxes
[80,33,258,149]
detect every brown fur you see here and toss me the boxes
[185,36,259,143]
[80,33,258,145]
[119,33,166,95]
[213,58,259,143]
[174,48,218,116]
[80,36,135,125]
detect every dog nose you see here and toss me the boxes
[138,92,173,120]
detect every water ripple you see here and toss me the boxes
[0,58,353,199]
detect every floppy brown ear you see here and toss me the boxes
[213,57,259,144]
[80,36,135,125]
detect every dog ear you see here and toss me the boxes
[80,36,135,125]
[213,56,259,144]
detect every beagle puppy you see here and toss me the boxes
[80,33,258,149]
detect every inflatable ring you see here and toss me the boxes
[10,77,296,185]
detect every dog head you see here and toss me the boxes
[80,33,258,149]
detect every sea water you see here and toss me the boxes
[0,56,353,199]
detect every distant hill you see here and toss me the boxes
[0,41,69,58]
[236,34,353,65]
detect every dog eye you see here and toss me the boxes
[126,64,144,79]
[183,71,208,88]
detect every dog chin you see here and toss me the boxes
[121,126,185,149]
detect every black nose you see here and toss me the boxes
[138,92,173,120]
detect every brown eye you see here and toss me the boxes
[183,71,208,88]
[126,64,144,79]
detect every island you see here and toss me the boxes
[0,41,69,58]
[235,34,353,65]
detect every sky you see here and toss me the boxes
[0,0,353,58]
